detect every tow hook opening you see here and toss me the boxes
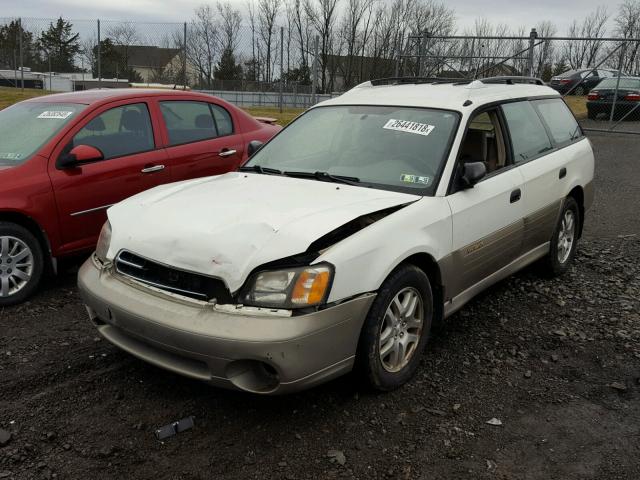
[226,360,280,393]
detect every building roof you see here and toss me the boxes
[317,79,560,112]
[123,46,181,68]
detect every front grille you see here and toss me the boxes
[115,250,233,303]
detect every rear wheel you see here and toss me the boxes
[0,222,44,306]
[574,85,585,96]
[540,197,580,277]
[356,265,433,391]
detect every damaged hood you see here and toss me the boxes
[107,172,419,292]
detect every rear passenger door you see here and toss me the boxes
[502,99,580,253]
[158,100,244,182]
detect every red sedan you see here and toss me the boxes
[0,89,281,305]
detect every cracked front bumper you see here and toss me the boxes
[77,257,374,394]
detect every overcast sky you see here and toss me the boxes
[5,0,619,35]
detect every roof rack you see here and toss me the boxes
[369,77,469,86]
[368,75,546,87]
[477,76,545,86]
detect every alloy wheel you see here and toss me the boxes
[557,210,576,264]
[0,236,34,298]
[379,287,424,373]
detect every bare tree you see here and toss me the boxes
[258,0,281,82]
[187,5,218,88]
[305,0,340,92]
[217,1,243,53]
[564,7,609,69]
[614,0,640,74]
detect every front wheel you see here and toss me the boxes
[540,197,580,277]
[0,222,44,306]
[356,265,433,391]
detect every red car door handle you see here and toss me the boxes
[141,164,165,174]
[218,149,237,158]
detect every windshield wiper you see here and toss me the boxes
[238,165,283,175]
[284,170,361,186]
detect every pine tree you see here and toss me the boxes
[38,17,80,72]
[215,47,243,81]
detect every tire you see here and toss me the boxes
[574,86,585,96]
[540,197,580,277]
[0,222,44,307]
[587,109,597,120]
[356,264,433,391]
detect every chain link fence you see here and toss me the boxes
[401,31,640,134]
[2,16,640,122]
[0,17,316,107]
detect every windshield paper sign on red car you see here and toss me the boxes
[383,119,435,136]
[37,111,74,120]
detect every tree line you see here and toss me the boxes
[3,0,640,92]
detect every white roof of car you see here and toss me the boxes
[318,79,560,112]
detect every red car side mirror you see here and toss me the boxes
[57,145,104,169]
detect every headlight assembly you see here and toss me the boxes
[241,263,333,309]
[95,221,112,261]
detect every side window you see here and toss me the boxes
[211,104,234,136]
[502,101,552,163]
[160,101,217,146]
[72,103,154,160]
[458,109,508,174]
[533,98,582,145]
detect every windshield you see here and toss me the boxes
[597,78,640,90]
[0,102,87,166]
[244,105,459,194]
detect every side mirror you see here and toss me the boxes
[57,145,104,169]
[459,161,487,189]
[247,140,264,157]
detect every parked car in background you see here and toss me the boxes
[79,77,594,395]
[586,76,640,120]
[0,89,281,305]
[549,69,623,95]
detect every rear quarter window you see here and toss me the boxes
[533,98,582,145]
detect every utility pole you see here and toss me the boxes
[97,19,102,88]
[311,35,319,105]
[527,28,538,77]
[279,27,284,113]
[18,18,24,92]
[183,22,188,90]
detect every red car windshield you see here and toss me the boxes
[0,102,87,166]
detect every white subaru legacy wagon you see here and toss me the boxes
[79,77,594,394]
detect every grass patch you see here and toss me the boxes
[0,86,48,110]
[564,96,587,119]
[243,106,305,126]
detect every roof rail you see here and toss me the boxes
[478,76,545,86]
[369,76,469,86]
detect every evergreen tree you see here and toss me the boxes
[0,21,36,71]
[38,18,80,72]
[215,47,243,81]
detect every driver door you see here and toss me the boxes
[48,99,169,254]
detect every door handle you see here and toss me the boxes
[218,149,237,158]
[510,188,521,204]
[141,164,165,173]
[559,167,567,179]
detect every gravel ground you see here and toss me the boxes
[1,133,639,480]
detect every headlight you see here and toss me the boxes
[241,263,333,309]
[95,221,112,261]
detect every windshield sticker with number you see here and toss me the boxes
[383,119,435,136]
[0,152,22,160]
[37,111,74,120]
[400,174,432,185]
